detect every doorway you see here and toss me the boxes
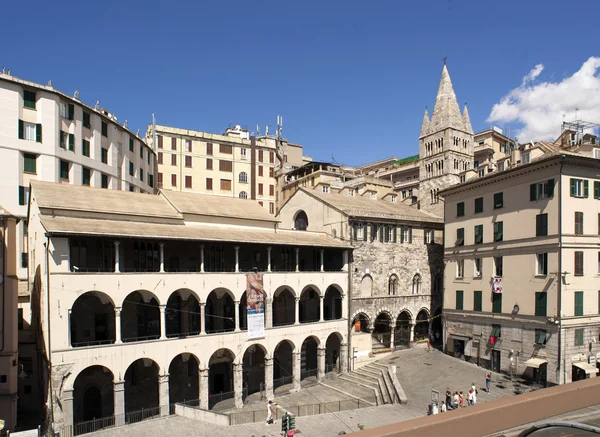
[491,350,501,373]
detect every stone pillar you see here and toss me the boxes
[317,348,326,381]
[233,364,244,409]
[410,323,416,342]
[320,249,324,272]
[199,368,209,410]
[265,297,273,329]
[340,343,348,373]
[295,248,300,272]
[264,358,274,400]
[292,352,301,392]
[114,381,125,426]
[200,303,206,334]
[159,243,165,273]
[341,294,347,319]
[342,250,349,272]
[114,241,120,273]
[62,389,74,430]
[234,300,240,332]
[115,307,122,344]
[390,329,396,350]
[159,373,169,416]
[319,295,324,322]
[294,297,300,325]
[68,309,72,347]
[200,245,205,273]
[160,305,167,339]
[234,246,240,273]
[267,246,272,272]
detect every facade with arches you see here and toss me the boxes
[26,181,350,434]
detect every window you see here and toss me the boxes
[269,151,274,163]
[474,258,482,278]
[157,172,163,188]
[82,139,90,157]
[60,102,74,120]
[536,213,548,237]
[239,191,248,199]
[425,229,433,244]
[370,191,377,200]
[171,137,177,150]
[258,166,263,177]
[456,260,464,278]
[598,252,600,274]
[478,168,485,177]
[185,175,192,188]
[220,179,232,191]
[575,328,584,346]
[18,186,29,206]
[23,153,37,174]
[82,167,91,186]
[185,156,192,167]
[158,152,163,164]
[258,150,264,162]
[322,185,329,193]
[23,90,36,109]
[474,291,482,312]
[239,172,248,183]
[492,293,502,313]
[185,139,192,152]
[494,192,503,209]
[391,195,397,203]
[412,274,421,294]
[536,253,548,276]
[457,202,465,217]
[474,224,483,244]
[219,160,232,172]
[348,189,355,197]
[206,158,213,170]
[206,142,213,155]
[139,170,143,183]
[129,162,134,176]
[354,223,364,240]
[59,160,69,180]
[220,144,232,154]
[269,167,274,178]
[240,148,247,160]
[455,290,464,310]
[575,212,584,235]
[147,152,151,165]
[474,197,483,213]
[139,145,143,159]
[148,174,153,188]
[570,178,588,198]
[388,275,398,295]
[269,202,274,214]
[99,147,107,164]
[522,152,530,164]
[534,329,547,345]
[493,221,503,242]
[530,180,555,200]
[60,131,67,149]
[575,291,584,316]
[401,226,411,243]
[206,178,213,190]
[498,161,505,172]
[129,138,134,152]
[20,121,40,142]
[535,292,547,317]
[101,174,108,188]
[171,155,177,166]
[574,251,584,276]
[83,111,91,128]
[269,185,274,196]
[494,256,503,277]
[157,135,163,149]
[101,121,107,137]
[455,228,464,246]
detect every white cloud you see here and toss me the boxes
[487,57,600,141]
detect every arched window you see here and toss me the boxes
[294,211,308,231]
[412,274,422,295]
[388,275,398,295]
[361,275,373,297]
[239,191,248,199]
[239,172,248,183]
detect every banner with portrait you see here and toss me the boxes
[246,272,265,339]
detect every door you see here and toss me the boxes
[491,350,501,373]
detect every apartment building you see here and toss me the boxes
[441,152,600,386]
[26,181,350,434]
[149,124,305,215]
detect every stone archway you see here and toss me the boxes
[169,354,199,406]
[394,311,412,349]
[372,312,392,351]
[325,332,342,373]
[273,340,294,390]
[208,349,235,409]
[73,365,114,431]
[205,289,235,334]
[70,291,115,347]
[124,358,159,422]
[242,344,266,397]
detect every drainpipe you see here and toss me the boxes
[45,235,55,431]
[557,155,565,384]
[0,218,6,353]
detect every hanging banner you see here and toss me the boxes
[492,276,502,294]
[246,273,265,339]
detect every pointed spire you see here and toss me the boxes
[462,103,473,133]
[420,108,430,137]
[429,64,465,133]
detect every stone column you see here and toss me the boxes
[114,241,120,273]
[233,364,244,409]
[319,295,324,322]
[68,309,72,347]
[265,297,273,329]
[264,358,274,400]
[267,246,272,272]
[234,246,240,273]
[294,297,300,325]
[320,249,324,272]
[200,303,206,334]
[115,307,122,344]
[62,389,74,430]
[292,352,301,392]
[342,250,349,272]
[199,368,209,410]
[114,381,125,426]
[160,305,167,339]
[390,329,396,350]
[234,300,240,332]
[341,294,347,319]
[295,248,300,272]
[159,243,165,273]
[200,245,205,273]
[317,348,326,381]
[410,323,416,342]
[159,373,169,416]
[340,343,348,373]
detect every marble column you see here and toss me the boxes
[390,329,396,350]
[317,348,326,381]
[340,343,348,373]
[264,358,274,400]
[341,294,347,319]
[319,249,324,272]
[233,364,244,409]
[160,305,167,339]
[265,297,273,329]
[115,307,122,344]
[114,241,120,273]
[319,295,324,322]
[62,389,74,430]
[295,248,300,272]
[234,300,240,332]
[199,368,209,410]
[159,243,165,272]
[292,352,301,392]
[67,309,72,347]
[294,297,300,325]
[410,323,416,342]
[200,245,205,273]
[159,373,169,416]
[342,250,349,272]
[267,246,272,272]
[234,246,240,273]
[114,381,125,426]
[200,303,206,334]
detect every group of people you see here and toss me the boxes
[427,372,494,416]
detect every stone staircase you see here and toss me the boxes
[336,362,407,406]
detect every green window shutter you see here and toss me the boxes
[393,225,397,243]
[68,104,74,120]
[530,183,537,201]
[18,186,25,205]
[18,120,24,139]
[547,179,555,198]
[492,293,502,313]
[575,329,584,346]
[570,178,576,197]
[36,124,42,143]
[575,291,584,316]
[68,134,75,151]
[474,291,482,312]
[535,292,547,317]
[456,290,464,310]
[457,202,464,217]
[584,180,589,198]
[595,181,600,199]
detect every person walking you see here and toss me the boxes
[485,372,492,393]
[266,400,275,425]
[472,387,478,405]
[440,401,447,413]
[452,391,459,409]
[467,389,473,406]
[445,388,452,410]
[458,391,464,408]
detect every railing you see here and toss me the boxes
[204,327,235,335]
[273,375,294,390]
[272,320,295,327]
[69,406,161,436]
[71,339,115,348]
[301,368,318,380]
[209,390,235,411]
[122,334,160,343]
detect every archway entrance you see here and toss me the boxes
[169,354,199,406]
[325,333,342,373]
[301,337,319,380]
[299,287,320,323]
[205,289,235,334]
[70,292,115,347]
[73,366,114,432]
[394,311,411,349]
[121,291,160,342]
[166,290,200,338]
[242,345,266,398]
[124,359,159,422]
[208,349,235,409]
[272,288,295,326]
[273,340,294,389]
[415,309,430,341]
[372,313,392,351]
[324,286,342,320]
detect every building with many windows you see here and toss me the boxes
[26,180,350,434]
[441,152,600,386]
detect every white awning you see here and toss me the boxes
[524,358,548,368]
[573,362,599,374]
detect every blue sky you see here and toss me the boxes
[1,0,599,165]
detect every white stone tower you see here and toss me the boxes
[419,62,474,217]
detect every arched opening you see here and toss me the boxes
[273,340,294,390]
[124,358,159,422]
[415,309,429,341]
[166,290,200,338]
[372,313,392,351]
[70,291,115,347]
[351,313,370,333]
[299,287,320,323]
[239,191,248,199]
[238,172,248,183]
[323,286,342,320]
[431,307,443,346]
[242,345,266,398]
[388,275,398,296]
[272,287,295,326]
[169,354,199,406]
[73,366,114,432]
[239,288,266,331]
[121,291,160,342]
[360,275,373,297]
[394,311,412,349]
[325,333,342,374]
[208,349,235,409]
[301,336,319,381]
[294,210,308,231]
[412,274,422,295]
[205,289,235,334]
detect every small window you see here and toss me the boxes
[494,256,503,277]
[101,174,108,189]
[139,145,143,159]
[23,90,36,109]
[494,192,503,209]
[239,172,248,183]
[59,131,67,149]
[491,324,501,338]
[206,178,213,190]
[530,180,555,201]
[536,253,548,276]
[171,137,177,151]
[295,211,308,231]
[370,192,377,200]
[474,258,482,278]
[570,178,588,198]
[129,162,134,176]
[455,290,464,310]
[59,160,69,180]
[457,202,465,217]
[493,221,503,242]
[575,211,584,235]
[220,179,232,191]
[575,328,584,346]
[184,156,192,167]
[391,195,397,203]
[23,153,37,174]
[456,260,464,278]
[101,148,108,164]
[206,158,213,170]
[522,152,530,164]
[22,121,38,142]
[82,167,91,186]
[474,197,483,213]
[185,175,192,188]
[129,138,134,152]
[82,139,90,157]
[455,228,464,246]
[206,142,213,155]
[536,213,548,237]
[574,251,584,276]
[492,293,502,313]
[171,155,177,166]
[171,174,177,187]
[473,291,482,312]
[474,224,483,244]
[535,291,547,317]
[239,191,248,199]
[83,112,91,128]
[185,139,192,152]
[348,189,354,197]
[101,121,108,137]
[322,185,329,193]
[240,148,247,160]
[425,229,433,244]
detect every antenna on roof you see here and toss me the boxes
[256,124,260,136]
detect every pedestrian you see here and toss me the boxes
[485,372,492,393]
[472,387,477,405]
[432,401,439,415]
[458,391,464,408]
[452,391,459,409]
[440,401,447,413]
[445,388,452,410]
[266,400,274,425]
[426,401,433,416]
[467,389,473,406]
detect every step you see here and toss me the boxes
[330,377,379,402]
[340,373,379,391]
[353,371,390,404]
[319,382,376,407]
[360,367,384,378]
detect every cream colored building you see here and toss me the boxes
[27,180,350,434]
[441,152,600,386]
